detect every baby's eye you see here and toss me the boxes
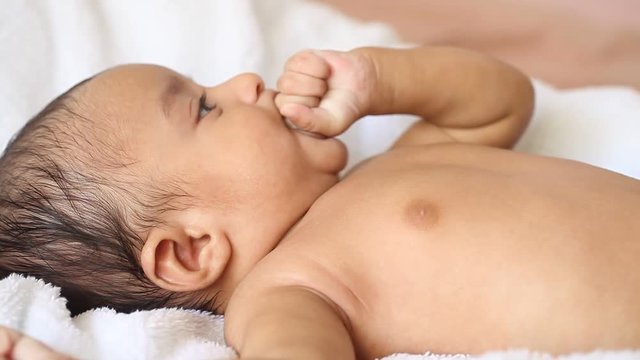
[198,94,216,120]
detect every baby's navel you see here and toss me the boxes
[404,199,440,230]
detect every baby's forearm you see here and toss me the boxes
[356,46,534,146]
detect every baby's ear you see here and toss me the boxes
[141,226,231,292]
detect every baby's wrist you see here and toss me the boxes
[345,47,384,118]
[348,47,394,116]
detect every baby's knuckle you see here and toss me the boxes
[290,51,315,70]
[325,123,339,136]
[328,118,346,136]
[277,76,294,92]
[317,80,328,94]
[286,56,304,71]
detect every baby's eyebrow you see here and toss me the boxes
[160,75,188,118]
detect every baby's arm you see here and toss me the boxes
[225,286,355,360]
[277,46,534,148]
[361,46,534,148]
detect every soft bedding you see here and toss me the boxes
[1,1,639,359]
[1,274,639,360]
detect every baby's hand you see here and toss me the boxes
[276,49,375,137]
[0,325,72,360]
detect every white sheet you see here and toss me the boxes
[2,274,639,360]
[1,1,639,359]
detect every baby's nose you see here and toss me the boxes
[231,73,264,104]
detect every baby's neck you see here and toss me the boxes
[213,213,309,314]
[277,211,308,247]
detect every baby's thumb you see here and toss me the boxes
[280,103,346,137]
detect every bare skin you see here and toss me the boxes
[227,144,640,358]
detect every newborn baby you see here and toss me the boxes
[0,46,639,359]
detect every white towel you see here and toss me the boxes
[1,274,639,360]
[0,274,233,360]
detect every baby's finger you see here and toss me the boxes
[284,50,331,80]
[277,72,328,98]
[280,103,344,137]
[275,94,320,111]
[279,103,313,130]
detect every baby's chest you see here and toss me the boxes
[277,166,568,356]
[295,162,508,251]
[263,151,640,357]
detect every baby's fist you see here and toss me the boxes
[276,49,374,137]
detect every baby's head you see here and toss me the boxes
[0,65,347,315]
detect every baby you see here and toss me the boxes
[1,46,639,359]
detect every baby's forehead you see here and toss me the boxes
[60,66,170,153]
[87,64,180,98]
[72,64,203,169]
[78,65,181,119]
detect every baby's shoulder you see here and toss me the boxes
[232,243,343,299]
[226,241,357,324]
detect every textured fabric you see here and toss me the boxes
[2,274,639,359]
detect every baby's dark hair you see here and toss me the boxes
[0,79,217,316]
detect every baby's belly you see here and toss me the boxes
[284,147,640,357]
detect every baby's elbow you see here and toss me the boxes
[517,74,535,123]
[504,73,535,147]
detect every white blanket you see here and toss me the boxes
[2,274,639,360]
[1,0,639,359]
